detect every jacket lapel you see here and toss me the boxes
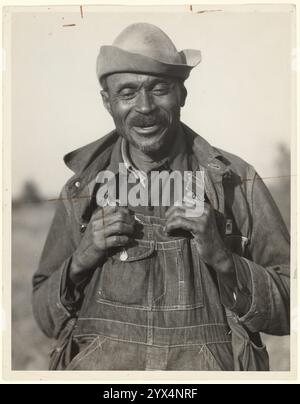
[182,123,232,215]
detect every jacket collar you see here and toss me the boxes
[63,129,119,175]
[63,122,232,194]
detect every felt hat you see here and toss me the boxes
[96,23,201,84]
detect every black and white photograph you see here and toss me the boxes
[2,3,296,379]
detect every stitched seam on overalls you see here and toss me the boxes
[73,333,99,338]
[68,336,108,370]
[200,344,224,370]
[72,334,231,348]
[189,242,205,307]
[77,317,229,329]
[152,248,167,303]
[95,299,205,310]
[116,242,155,261]
[155,241,185,250]
[178,250,184,305]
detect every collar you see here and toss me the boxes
[63,122,231,197]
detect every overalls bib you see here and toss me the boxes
[67,210,234,370]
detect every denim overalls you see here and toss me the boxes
[67,208,234,370]
[34,126,289,372]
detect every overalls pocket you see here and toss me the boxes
[152,239,205,310]
[226,309,270,371]
[66,335,108,370]
[97,240,155,307]
[49,317,77,370]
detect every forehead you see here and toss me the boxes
[105,72,175,90]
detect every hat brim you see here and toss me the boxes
[97,46,201,83]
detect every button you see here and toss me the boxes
[120,250,128,261]
[225,219,233,235]
[80,224,87,233]
[192,192,196,199]
[74,180,81,188]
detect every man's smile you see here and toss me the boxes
[132,123,162,135]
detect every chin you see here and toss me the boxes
[128,128,170,155]
[138,142,165,154]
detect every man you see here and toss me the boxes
[32,23,290,371]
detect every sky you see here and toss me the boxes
[9,5,294,198]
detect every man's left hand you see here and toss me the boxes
[165,201,234,276]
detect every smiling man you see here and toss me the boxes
[32,23,290,371]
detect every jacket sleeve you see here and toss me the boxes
[32,186,80,339]
[219,167,290,336]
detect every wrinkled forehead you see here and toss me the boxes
[104,72,179,91]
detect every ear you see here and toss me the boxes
[179,85,187,107]
[100,90,112,115]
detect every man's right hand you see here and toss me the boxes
[70,206,135,285]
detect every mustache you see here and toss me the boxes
[129,114,167,127]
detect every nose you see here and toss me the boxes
[135,89,156,114]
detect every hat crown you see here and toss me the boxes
[113,23,182,64]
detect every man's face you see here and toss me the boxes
[101,73,186,155]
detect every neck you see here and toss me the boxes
[128,143,168,173]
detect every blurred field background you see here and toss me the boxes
[11,144,291,371]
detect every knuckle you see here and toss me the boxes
[115,222,123,231]
[93,238,103,250]
[95,244,103,253]
[117,222,125,233]
[119,213,126,223]
[176,217,183,225]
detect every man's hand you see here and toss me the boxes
[70,206,135,285]
[165,201,234,276]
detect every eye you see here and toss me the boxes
[152,83,171,95]
[119,88,137,99]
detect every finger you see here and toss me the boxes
[92,208,135,228]
[165,216,196,234]
[110,206,134,216]
[91,205,117,220]
[94,212,135,228]
[103,221,135,237]
[165,205,185,219]
[109,209,135,224]
[165,200,200,219]
[104,235,131,249]
[182,195,200,206]
[92,205,133,219]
